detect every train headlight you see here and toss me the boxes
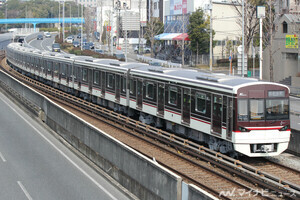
[239,126,250,132]
[279,125,289,131]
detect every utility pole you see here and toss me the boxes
[209,0,213,71]
[59,1,61,38]
[124,2,128,62]
[81,4,83,50]
[63,0,65,40]
[242,0,245,77]
[257,6,265,80]
[5,2,7,31]
[138,0,141,54]
[69,3,71,32]
[181,13,185,66]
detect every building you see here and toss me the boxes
[275,0,300,15]
[0,0,6,7]
[95,0,148,44]
[212,1,241,59]
[161,0,242,61]
[263,14,300,87]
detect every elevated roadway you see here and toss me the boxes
[0,85,131,200]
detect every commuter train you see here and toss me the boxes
[6,43,291,157]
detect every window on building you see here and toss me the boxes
[283,21,288,33]
[286,53,297,60]
[154,2,158,10]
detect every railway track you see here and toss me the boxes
[1,57,300,200]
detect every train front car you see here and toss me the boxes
[233,83,290,157]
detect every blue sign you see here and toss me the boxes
[229,56,232,61]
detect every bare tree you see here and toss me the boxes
[144,17,164,57]
[233,0,261,54]
[263,0,276,82]
[84,7,93,42]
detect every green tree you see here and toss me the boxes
[187,8,212,54]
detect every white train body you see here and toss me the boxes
[6,43,291,157]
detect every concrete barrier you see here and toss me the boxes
[0,70,182,199]
[187,184,218,200]
[0,69,220,200]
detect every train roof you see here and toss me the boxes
[130,65,287,93]
[7,43,289,94]
[132,65,257,84]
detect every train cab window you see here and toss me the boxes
[130,79,136,95]
[250,99,264,120]
[146,82,154,99]
[238,99,248,121]
[107,73,115,89]
[195,92,206,114]
[83,68,88,81]
[266,99,289,120]
[169,86,178,105]
[121,77,126,93]
[93,71,100,85]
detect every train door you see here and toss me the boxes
[182,88,191,124]
[157,83,165,116]
[226,97,233,140]
[115,74,120,102]
[137,79,143,109]
[101,71,106,97]
[212,94,222,134]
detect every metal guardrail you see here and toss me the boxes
[137,55,182,68]
[290,86,300,97]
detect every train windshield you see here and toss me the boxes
[238,98,289,121]
[266,99,289,120]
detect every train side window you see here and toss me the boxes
[93,71,100,85]
[169,86,178,105]
[47,61,52,71]
[146,82,154,99]
[238,99,249,121]
[83,68,88,81]
[250,99,264,120]
[195,92,206,114]
[130,79,136,95]
[121,76,126,93]
[54,62,59,74]
[107,73,115,89]
[61,64,66,76]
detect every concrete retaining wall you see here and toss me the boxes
[0,70,186,199]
